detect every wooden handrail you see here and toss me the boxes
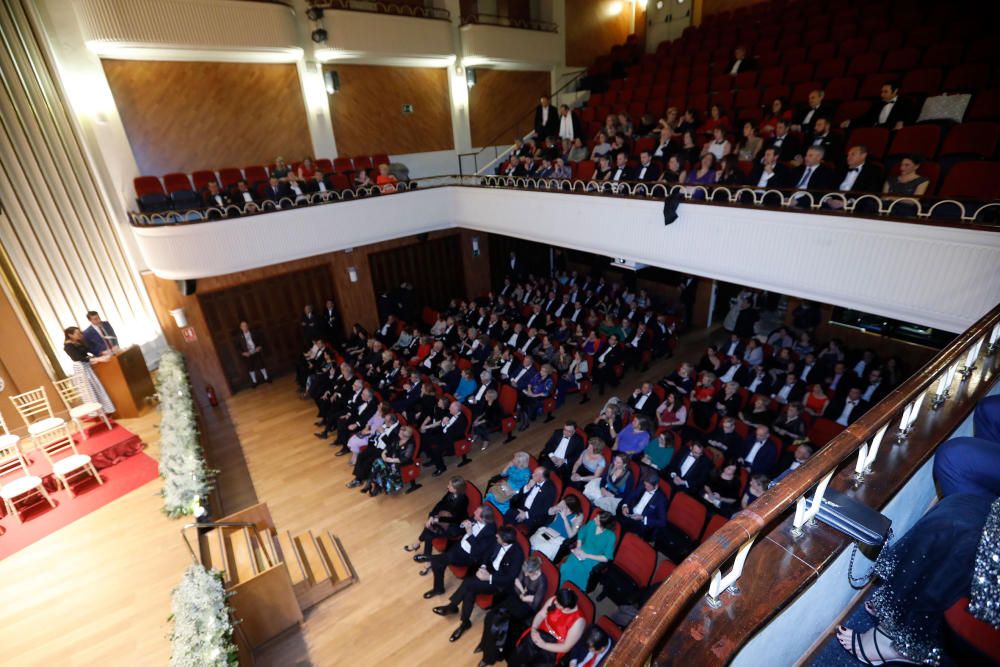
[606,301,1000,666]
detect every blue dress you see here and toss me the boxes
[484,464,531,514]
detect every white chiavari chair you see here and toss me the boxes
[52,377,112,439]
[36,423,102,497]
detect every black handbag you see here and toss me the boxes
[804,488,893,588]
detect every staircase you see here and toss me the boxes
[193,503,356,650]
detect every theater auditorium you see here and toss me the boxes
[0,0,998,665]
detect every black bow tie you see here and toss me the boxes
[848,167,859,173]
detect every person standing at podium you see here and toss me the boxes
[64,326,116,414]
[236,320,270,388]
[83,310,119,355]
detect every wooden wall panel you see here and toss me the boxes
[141,229,490,399]
[198,266,335,391]
[324,65,453,156]
[369,236,465,314]
[565,0,634,67]
[469,69,550,147]
[103,60,314,175]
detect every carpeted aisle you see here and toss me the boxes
[0,450,159,559]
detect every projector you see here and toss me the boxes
[611,258,647,271]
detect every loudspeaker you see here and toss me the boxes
[177,279,197,296]
[663,191,682,226]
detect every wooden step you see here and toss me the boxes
[227,526,261,584]
[318,531,354,585]
[275,530,307,587]
[294,531,331,586]
[255,528,276,569]
[203,528,231,583]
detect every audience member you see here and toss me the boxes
[559,511,617,590]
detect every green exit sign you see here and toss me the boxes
[402,104,413,113]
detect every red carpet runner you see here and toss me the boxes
[0,423,158,560]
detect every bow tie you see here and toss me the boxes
[848,167,859,173]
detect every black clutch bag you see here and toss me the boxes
[804,488,892,547]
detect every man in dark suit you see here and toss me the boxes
[231,179,260,211]
[666,441,713,493]
[738,426,779,476]
[858,368,890,405]
[505,467,557,532]
[634,150,661,182]
[235,319,269,387]
[720,333,745,360]
[771,373,807,405]
[335,387,378,454]
[83,310,118,355]
[349,415,400,490]
[432,525,524,641]
[425,504,497,597]
[764,120,801,163]
[744,365,773,396]
[606,152,636,192]
[789,146,837,196]
[747,148,790,189]
[202,181,231,209]
[594,335,624,395]
[792,89,833,135]
[539,422,586,479]
[825,387,870,427]
[627,382,661,420]
[316,376,363,438]
[847,80,913,130]
[805,117,843,165]
[619,470,669,540]
[828,145,883,208]
[706,417,743,460]
[262,175,287,205]
[424,401,469,476]
[303,171,333,200]
[725,46,754,75]
[534,95,559,140]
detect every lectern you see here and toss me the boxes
[92,346,154,418]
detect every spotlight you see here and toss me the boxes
[306,6,324,21]
[466,68,476,89]
[311,28,328,44]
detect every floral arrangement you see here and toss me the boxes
[157,348,213,518]
[169,565,238,667]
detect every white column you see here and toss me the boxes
[442,0,472,154]
[296,59,339,159]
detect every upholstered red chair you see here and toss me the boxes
[807,417,846,447]
[848,53,883,77]
[371,153,390,167]
[814,58,845,80]
[163,172,193,194]
[847,127,890,159]
[217,167,242,188]
[938,162,1000,200]
[599,532,657,606]
[561,582,595,626]
[655,492,707,562]
[453,404,474,467]
[191,170,217,191]
[400,430,422,494]
[243,165,269,187]
[887,125,941,160]
[701,513,729,542]
[900,67,943,98]
[825,77,859,103]
[943,63,990,93]
[882,47,920,73]
[333,157,353,174]
[133,176,164,198]
[940,123,1000,160]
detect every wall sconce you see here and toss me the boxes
[466,68,477,89]
[169,308,188,328]
[471,237,480,257]
[324,70,339,95]
[347,267,358,283]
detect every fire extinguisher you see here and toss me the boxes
[205,384,219,407]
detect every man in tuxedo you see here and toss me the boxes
[262,175,287,205]
[607,151,636,193]
[635,150,661,182]
[539,422,586,480]
[744,364,773,395]
[594,335,623,395]
[232,179,260,212]
[512,155,536,178]
[773,441,815,483]
[534,95,559,140]
[726,45,754,75]
[859,368,890,405]
[627,382,661,420]
[789,146,837,206]
[622,323,651,371]
[424,401,469,476]
[317,376,362,438]
[738,425,778,476]
[303,171,333,200]
[666,441,713,493]
[525,304,545,330]
[557,104,581,142]
[619,470,669,540]
[201,180,231,210]
[792,89,833,135]
[348,414,400,489]
[706,417,742,460]
[826,387,871,426]
[827,361,853,398]
[747,147,789,189]
[505,467,557,532]
[83,310,118,355]
[432,525,524,641]
[509,355,539,393]
[425,504,497,598]
[797,353,822,385]
[805,117,842,165]
[772,372,807,405]
[845,81,912,131]
[827,145,882,208]
[721,333,745,359]
[234,320,269,388]
[334,387,377,454]
[764,120,802,164]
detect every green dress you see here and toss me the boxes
[644,442,675,470]
[559,520,616,590]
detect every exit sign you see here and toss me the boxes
[402,104,413,113]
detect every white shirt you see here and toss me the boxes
[756,168,777,188]
[507,331,520,347]
[559,113,575,140]
[240,191,253,202]
[729,59,743,75]
[460,521,484,553]
[211,193,224,206]
[512,366,529,385]
[523,483,544,509]
[442,413,460,432]
[520,337,535,354]
[776,383,794,402]
[878,98,896,125]
[471,384,488,404]
[796,165,815,189]
[492,544,511,572]
[837,400,859,426]
[720,365,739,383]
[748,375,764,392]
[612,167,626,182]
[597,345,614,363]
[317,180,327,192]
[551,436,572,461]
[800,363,814,381]
[862,381,881,403]
[242,331,256,352]
[725,341,740,356]
[289,182,305,199]
[802,107,818,125]
[540,105,550,126]
[635,393,649,410]
[637,164,652,179]
[500,358,514,378]
[633,489,654,515]
[745,440,767,464]
[840,164,864,191]
[679,454,696,477]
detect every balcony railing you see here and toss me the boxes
[606,303,1000,665]
[128,175,1000,228]
[312,0,450,21]
[460,12,558,32]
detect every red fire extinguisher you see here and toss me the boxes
[205,385,219,407]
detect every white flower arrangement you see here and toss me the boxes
[157,348,214,518]
[169,565,238,667]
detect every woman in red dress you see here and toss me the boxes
[510,588,587,666]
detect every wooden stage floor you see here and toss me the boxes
[0,330,711,666]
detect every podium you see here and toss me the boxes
[92,346,155,418]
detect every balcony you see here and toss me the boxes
[128,176,1000,334]
[313,1,454,62]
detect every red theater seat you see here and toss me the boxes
[192,170,217,191]
[847,127,890,159]
[940,123,1000,160]
[887,125,941,160]
[133,176,164,198]
[938,162,1000,200]
[163,172,193,194]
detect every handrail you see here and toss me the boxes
[606,303,1000,666]
[180,521,256,565]
[127,175,1000,229]
[457,69,588,177]
[311,0,451,21]
[459,12,558,32]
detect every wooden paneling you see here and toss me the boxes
[700,0,770,19]
[469,68,550,147]
[324,65,453,156]
[368,235,465,313]
[198,266,335,391]
[487,233,552,287]
[103,60,313,175]
[565,0,634,67]
[459,229,492,299]
[0,284,58,432]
